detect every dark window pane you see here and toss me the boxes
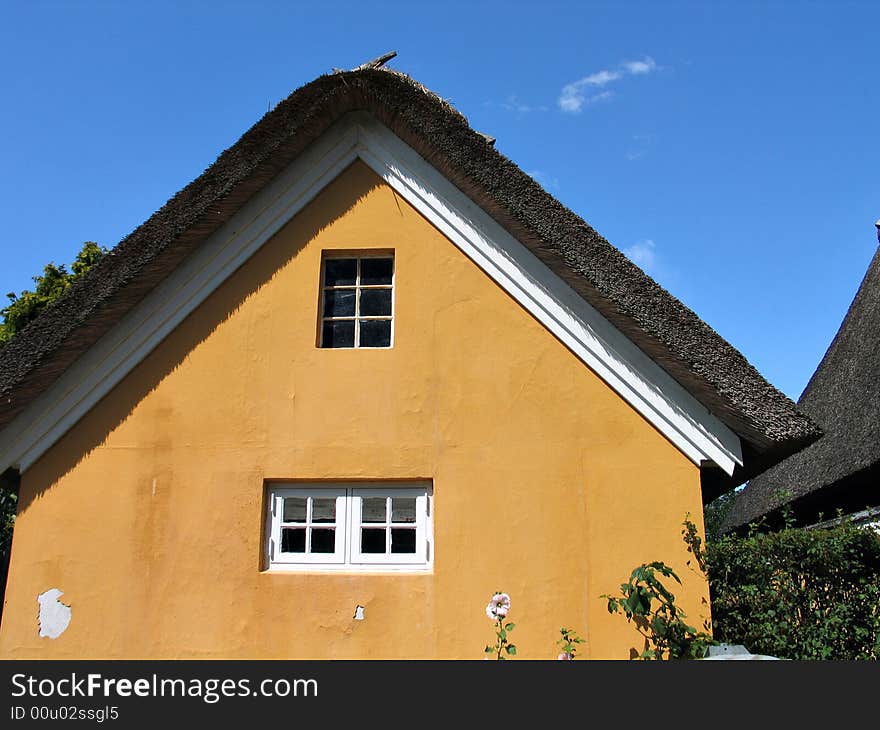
[362,497,386,523]
[281,528,306,553]
[283,497,307,523]
[391,528,416,554]
[323,288,356,317]
[322,320,355,348]
[361,528,387,554]
[310,528,336,553]
[359,319,391,348]
[323,258,356,287]
[311,497,336,523]
[360,258,393,285]
[391,497,417,523]
[360,288,392,316]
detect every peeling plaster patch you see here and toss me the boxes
[37,589,72,639]
[353,605,365,621]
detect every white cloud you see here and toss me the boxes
[622,239,656,272]
[499,95,548,114]
[558,56,659,113]
[580,69,622,87]
[484,95,548,115]
[622,56,657,75]
[558,87,586,113]
[526,169,560,191]
[626,132,654,161]
[587,90,614,105]
[560,86,615,113]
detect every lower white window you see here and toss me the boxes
[266,482,432,572]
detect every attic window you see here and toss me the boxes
[319,254,394,348]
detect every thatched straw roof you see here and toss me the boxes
[0,62,820,492]
[725,243,880,529]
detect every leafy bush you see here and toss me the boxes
[702,489,737,542]
[556,627,585,660]
[0,484,15,556]
[0,241,106,618]
[707,522,880,660]
[602,561,714,660]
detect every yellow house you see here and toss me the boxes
[0,58,819,659]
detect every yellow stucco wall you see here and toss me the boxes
[0,160,708,659]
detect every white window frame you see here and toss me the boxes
[319,253,395,349]
[268,487,347,566]
[350,487,430,566]
[265,482,433,573]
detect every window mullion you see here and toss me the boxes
[355,259,362,348]
[386,497,392,555]
[344,491,352,563]
[304,496,311,554]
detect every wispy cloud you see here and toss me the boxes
[626,133,654,161]
[559,56,658,113]
[622,57,657,75]
[484,95,548,115]
[526,170,560,191]
[579,69,622,87]
[585,90,614,106]
[501,95,548,114]
[622,239,657,273]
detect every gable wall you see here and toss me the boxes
[0,162,707,658]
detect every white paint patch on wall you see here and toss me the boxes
[37,588,72,639]
[353,605,365,621]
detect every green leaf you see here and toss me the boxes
[506,645,517,655]
[505,623,515,631]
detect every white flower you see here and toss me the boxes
[486,592,511,620]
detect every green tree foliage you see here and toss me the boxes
[0,241,106,346]
[0,481,15,557]
[702,488,738,542]
[707,521,880,659]
[0,241,106,598]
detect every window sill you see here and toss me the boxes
[262,564,434,575]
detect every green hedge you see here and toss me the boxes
[707,523,880,660]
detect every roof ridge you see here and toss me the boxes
[0,66,820,491]
[724,241,880,528]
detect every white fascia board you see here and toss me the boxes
[354,115,741,474]
[0,122,360,473]
[0,113,742,475]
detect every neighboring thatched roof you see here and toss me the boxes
[0,62,820,491]
[725,243,880,529]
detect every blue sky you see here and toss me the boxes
[0,1,877,400]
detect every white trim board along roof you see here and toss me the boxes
[0,112,742,475]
